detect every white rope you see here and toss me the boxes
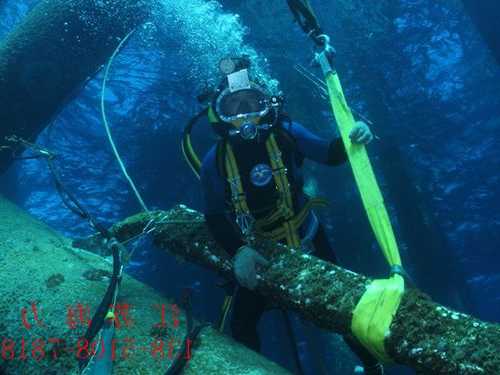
[101,29,149,212]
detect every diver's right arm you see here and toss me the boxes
[205,213,268,290]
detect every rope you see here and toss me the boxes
[5,135,125,372]
[79,239,124,373]
[286,0,323,44]
[293,64,377,127]
[101,29,149,213]
[6,136,109,237]
[165,289,209,375]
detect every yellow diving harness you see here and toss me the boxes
[183,42,408,360]
[182,106,328,331]
[183,106,326,249]
[224,132,328,248]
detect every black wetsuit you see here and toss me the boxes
[200,120,379,369]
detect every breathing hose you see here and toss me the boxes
[100,28,149,213]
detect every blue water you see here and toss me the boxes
[1,1,499,374]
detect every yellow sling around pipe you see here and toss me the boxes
[318,50,404,363]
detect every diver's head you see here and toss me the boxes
[210,58,281,140]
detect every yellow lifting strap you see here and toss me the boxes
[321,63,405,362]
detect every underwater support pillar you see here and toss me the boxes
[0,0,153,174]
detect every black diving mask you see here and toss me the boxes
[215,68,272,123]
[215,87,271,124]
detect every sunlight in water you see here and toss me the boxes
[153,0,280,93]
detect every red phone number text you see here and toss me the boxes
[1,336,192,362]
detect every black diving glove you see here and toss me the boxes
[233,246,270,290]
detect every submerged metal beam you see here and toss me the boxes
[0,0,152,174]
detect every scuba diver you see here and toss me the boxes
[183,57,383,374]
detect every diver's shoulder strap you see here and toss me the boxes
[215,139,228,180]
[214,119,297,179]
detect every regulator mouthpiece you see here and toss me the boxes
[240,122,258,140]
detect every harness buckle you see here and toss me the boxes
[228,176,241,189]
[270,150,282,164]
[236,213,255,238]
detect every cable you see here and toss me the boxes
[101,29,149,213]
[293,64,377,128]
[5,136,124,374]
[6,136,110,236]
[165,289,209,375]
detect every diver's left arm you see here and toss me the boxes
[286,120,373,165]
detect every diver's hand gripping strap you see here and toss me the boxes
[319,49,405,363]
